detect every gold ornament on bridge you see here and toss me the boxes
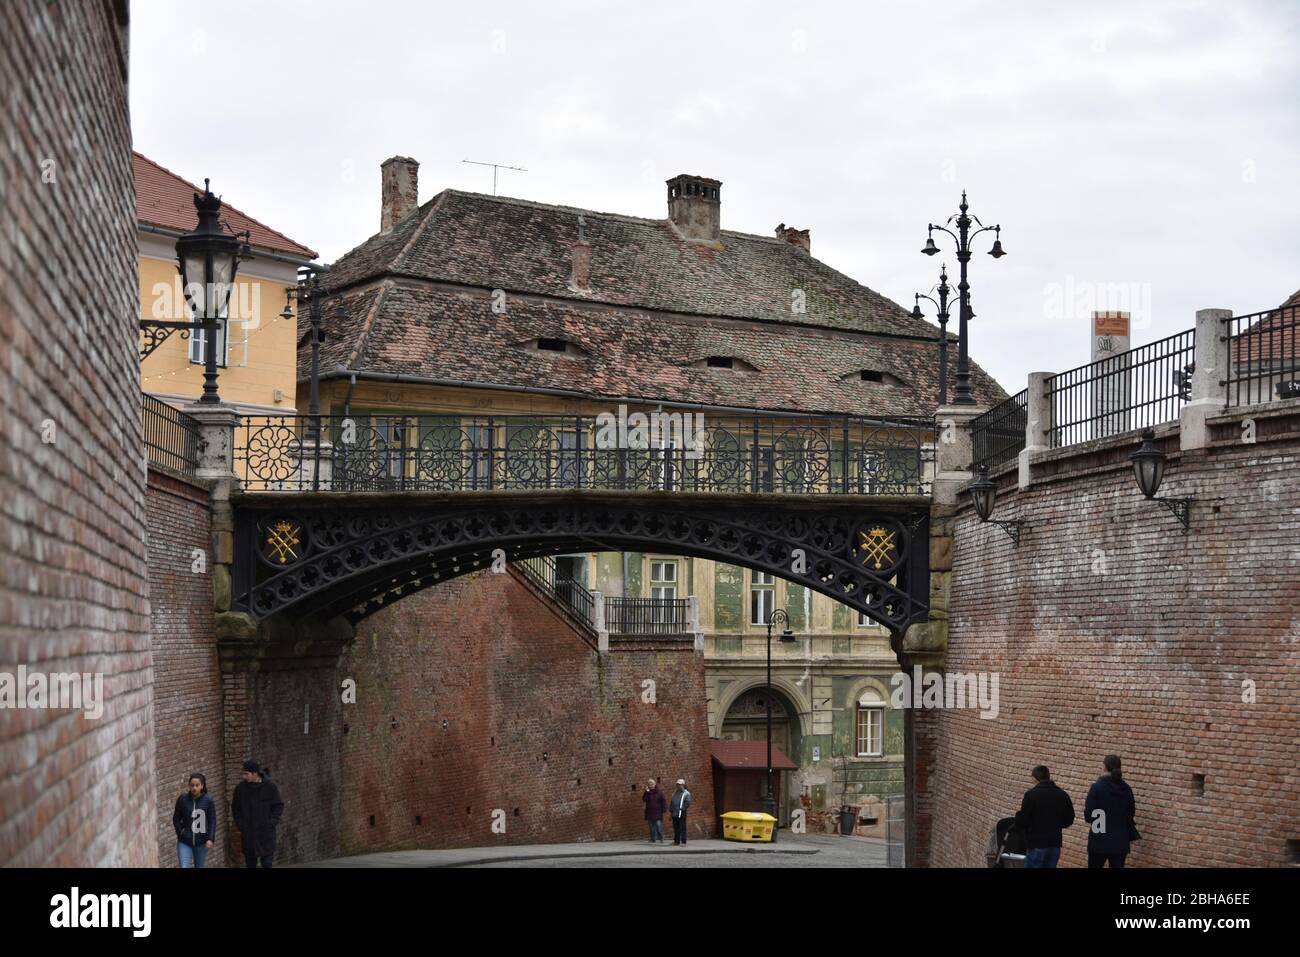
[263,519,302,565]
[858,526,898,571]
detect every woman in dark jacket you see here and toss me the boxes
[642,778,667,844]
[173,772,217,868]
[1084,755,1138,868]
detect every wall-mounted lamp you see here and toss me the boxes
[1129,429,1192,533]
[967,465,1022,545]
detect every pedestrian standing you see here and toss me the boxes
[1013,765,1075,868]
[232,760,284,868]
[642,777,666,844]
[1085,755,1138,868]
[669,778,693,846]
[173,772,217,868]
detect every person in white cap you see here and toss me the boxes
[670,778,693,845]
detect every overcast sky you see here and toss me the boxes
[130,0,1300,394]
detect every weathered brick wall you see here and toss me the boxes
[147,470,225,867]
[337,570,715,856]
[929,422,1300,867]
[0,1,156,866]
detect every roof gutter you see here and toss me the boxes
[139,223,324,271]
[327,366,934,427]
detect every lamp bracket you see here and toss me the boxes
[1155,496,1193,534]
[988,519,1022,546]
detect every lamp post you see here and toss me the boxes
[280,264,332,490]
[763,608,796,835]
[922,191,1005,406]
[140,180,247,405]
[912,264,953,407]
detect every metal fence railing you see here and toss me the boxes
[1045,328,1195,448]
[604,597,692,635]
[970,388,1027,472]
[142,393,200,477]
[233,412,935,495]
[516,556,595,629]
[1224,303,1300,407]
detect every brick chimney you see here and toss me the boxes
[380,156,419,232]
[667,174,721,242]
[570,216,592,290]
[775,223,810,253]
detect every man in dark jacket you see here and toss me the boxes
[1013,765,1075,868]
[642,778,666,844]
[1085,755,1137,868]
[669,778,693,846]
[232,760,284,868]
[173,772,217,868]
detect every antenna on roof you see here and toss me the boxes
[461,159,528,197]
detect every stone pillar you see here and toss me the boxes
[185,403,241,612]
[1180,308,1232,451]
[288,437,335,490]
[931,404,984,507]
[1018,371,1054,489]
[591,591,609,652]
[688,594,704,652]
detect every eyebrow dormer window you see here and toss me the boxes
[537,338,568,352]
[693,355,758,372]
[854,369,904,386]
[707,356,733,369]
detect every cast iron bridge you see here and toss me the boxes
[226,412,935,634]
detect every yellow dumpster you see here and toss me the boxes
[721,811,777,843]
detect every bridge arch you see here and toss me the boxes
[231,492,930,633]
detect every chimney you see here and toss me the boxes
[570,216,592,290]
[666,174,721,242]
[775,223,811,253]
[380,156,419,232]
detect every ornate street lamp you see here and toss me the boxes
[763,607,796,839]
[139,179,247,406]
[967,465,1022,545]
[1129,429,1193,532]
[912,264,953,406]
[921,191,1005,406]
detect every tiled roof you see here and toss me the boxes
[1232,293,1300,364]
[709,739,798,770]
[311,188,1008,414]
[133,152,318,259]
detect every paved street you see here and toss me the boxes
[304,834,891,868]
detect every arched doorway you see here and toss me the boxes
[719,686,802,825]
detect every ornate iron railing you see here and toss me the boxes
[142,393,200,477]
[970,388,1027,472]
[516,555,596,628]
[605,597,691,635]
[1045,329,1194,448]
[1224,303,1300,407]
[233,412,935,495]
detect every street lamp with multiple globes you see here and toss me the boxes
[911,264,954,407]
[922,191,1005,406]
[762,608,796,837]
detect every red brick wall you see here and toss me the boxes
[0,1,155,866]
[147,470,225,867]
[929,432,1300,867]
[337,570,715,855]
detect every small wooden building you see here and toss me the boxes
[710,739,798,832]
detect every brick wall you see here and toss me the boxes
[928,422,1300,867]
[336,570,715,856]
[0,1,156,866]
[147,470,225,867]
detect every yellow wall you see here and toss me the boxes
[139,254,298,410]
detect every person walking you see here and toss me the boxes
[669,778,693,846]
[231,760,284,868]
[642,777,666,844]
[1013,765,1075,868]
[1085,755,1138,868]
[173,772,217,868]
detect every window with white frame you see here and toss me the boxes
[856,690,884,757]
[188,318,230,367]
[750,570,775,625]
[650,559,677,623]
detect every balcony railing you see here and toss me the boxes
[1224,303,1300,407]
[604,597,692,635]
[233,412,935,495]
[970,388,1027,472]
[1045,329,1194,448]
[142,393,200,478]
[515,556,596,629]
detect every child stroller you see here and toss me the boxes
[985,816,1027,868]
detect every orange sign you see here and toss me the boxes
[1093,312,1130,336]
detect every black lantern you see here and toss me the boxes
[1130,429,1193,532]
[967,465,1021,545]
[761,608,796,836]
[176,180,243,404]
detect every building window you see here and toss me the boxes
[750,570,775,625]
[650,560,677,623]
[189,318,229,367]
[856,692,884,757]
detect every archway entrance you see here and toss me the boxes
[719,686,801,826]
